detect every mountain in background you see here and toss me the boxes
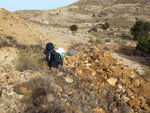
[73,0,149,6]
[15,0,150,25]
[72,0,150,20]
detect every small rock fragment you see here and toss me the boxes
[107,77,117,86]
[141,104,149,111]
[133,78,140,87]
[64,77,74,83]
[92,107,105,113]
[129,99,135,107]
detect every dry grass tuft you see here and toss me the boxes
[88,38,103,45]
[15,52,42,71]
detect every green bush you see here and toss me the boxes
[130,20,150,40]
[101,22,110,30]
[70,25,78,31]
[136,38,150,53]
[88,27,98,32]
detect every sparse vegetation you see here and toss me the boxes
[88,38,103,45]
[6,35,14,40]
[70,24,78,32]
[16,67,102,113]
[95,38,103,44]
[15,43,45,71]
[107,17,134,29]
[103,46,110,51]
[88,38,94,43]
[101,22,110,30]
[105,38,111,42]
[88,27,98,32]
[18,76,67,113]
[16,53,41,71]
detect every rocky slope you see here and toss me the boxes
[0,8,72,68]
[0,43,150,113]
[0,1,150,113]
[0,8,65,47]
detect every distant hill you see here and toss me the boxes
[15,0,150,29]
[73,0,150,20]
[73,0,149,6]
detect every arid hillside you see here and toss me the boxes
[16,0,150,26]
[0,1,150,113]
[0,8,54,46]
[14,0,150,48]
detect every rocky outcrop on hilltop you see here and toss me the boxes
[0,43,150,113]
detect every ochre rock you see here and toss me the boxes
[129,99,135,107]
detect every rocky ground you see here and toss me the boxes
[0,1,150,112]
[0,43,150,113]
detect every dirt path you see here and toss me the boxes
[111,52,150,75]
[33,24,92,48]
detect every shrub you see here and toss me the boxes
[88,39,94,43]
[88,27,98,32]
[95,38,103,45]
[130,20,150,40]
[70,25,78,31]
[105,39,111,42]
[101,22,110,30]
[6,35,13,40]
[103,47,110,51]
[136,38,150,53]
[88,38,103,45]
[16,53,41,71]
[18,76,67,113]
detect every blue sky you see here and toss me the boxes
[0,0,79,12]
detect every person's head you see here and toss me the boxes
[46,42,54,51]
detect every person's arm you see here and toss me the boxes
[46,52,51,62]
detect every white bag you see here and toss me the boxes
[56,47,65,58]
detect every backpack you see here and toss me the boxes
[46,50,63,68]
